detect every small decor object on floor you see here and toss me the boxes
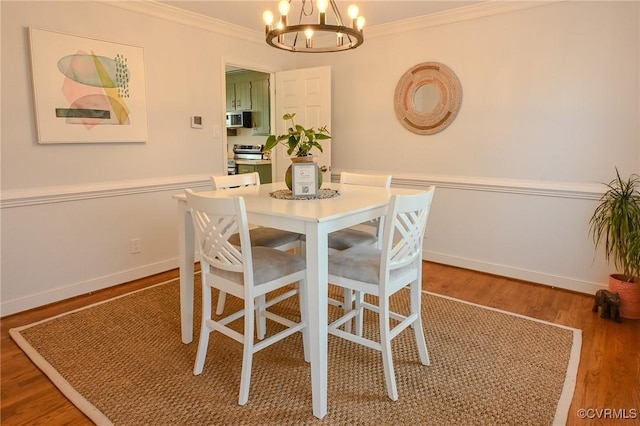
[592,289,622,323]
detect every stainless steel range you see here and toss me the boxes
[227,159,236,175]
[233,144,264,160]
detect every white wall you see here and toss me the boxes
[298,1,639,291]
[0,0,296,315]
[1,1,638,315]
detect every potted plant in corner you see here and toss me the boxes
[263,113,331,190]
[589,168,640,319]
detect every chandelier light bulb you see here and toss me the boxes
[263,10,274,26]
[347,5,359,20]
[279,0,291,16]
[317,0,328,24]
[276,19,284,43]
[356,16,365,30]
[317,0,329,13]
[305,28,314,48]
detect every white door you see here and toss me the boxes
[274,66,332,183]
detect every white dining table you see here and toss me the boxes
[174,181,422,419]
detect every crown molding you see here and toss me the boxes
[367,1,564,39]
[98,0,564,45]
[97,0,263,44]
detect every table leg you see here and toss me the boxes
[178,202,195,344]
[305,222,329,419]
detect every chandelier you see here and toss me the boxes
[262,0,365,53]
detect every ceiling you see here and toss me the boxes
[158,1,485,33]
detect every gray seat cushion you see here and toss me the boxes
[328,246,414,285]
[229,227,301,248]
[302,228,377,250]
[211,246,306,285]
[327,229,377,250]
[328,246,382,284]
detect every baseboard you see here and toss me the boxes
[2,249,601,317]
[1,258,179,317]
[423,250,605,295]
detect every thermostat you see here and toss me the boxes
[191,116,203,129]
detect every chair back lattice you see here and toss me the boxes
[380,188,435,277]
[185,189,250,275]
[211,172,260,190]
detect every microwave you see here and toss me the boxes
[226,111,252,128]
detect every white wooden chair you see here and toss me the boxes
[211,173,301,321]
[327,187,436,401]
[325,172,392,329]
[328,171,392,251]
[186,189,309,405]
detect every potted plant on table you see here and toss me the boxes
[263,113,331,190]
[589,168,640,319]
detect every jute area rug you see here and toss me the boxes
[10,276,581,426]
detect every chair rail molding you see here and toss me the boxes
[332,170,603,201]
[0,175,211,209]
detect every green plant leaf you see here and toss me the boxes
[263,135,278,152]
[589,168,640,281]
[262,113,331,157]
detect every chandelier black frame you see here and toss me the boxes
[263,0,364,53]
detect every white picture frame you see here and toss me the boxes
[29,27,149,144]
[291,162,318,197]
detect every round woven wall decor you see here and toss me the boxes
[394,62,462,135]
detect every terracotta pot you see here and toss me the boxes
[285,156,323,190]
[608,274,640,319]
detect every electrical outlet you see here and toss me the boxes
[130,238,141,254]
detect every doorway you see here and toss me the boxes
[222,62,332,183]
[223,64,272,179]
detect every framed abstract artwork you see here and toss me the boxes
[29,28,149,144]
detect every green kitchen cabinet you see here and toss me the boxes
[225,70,270,134]
[237,163,272,184]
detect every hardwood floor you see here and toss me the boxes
[2,263,639,425]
